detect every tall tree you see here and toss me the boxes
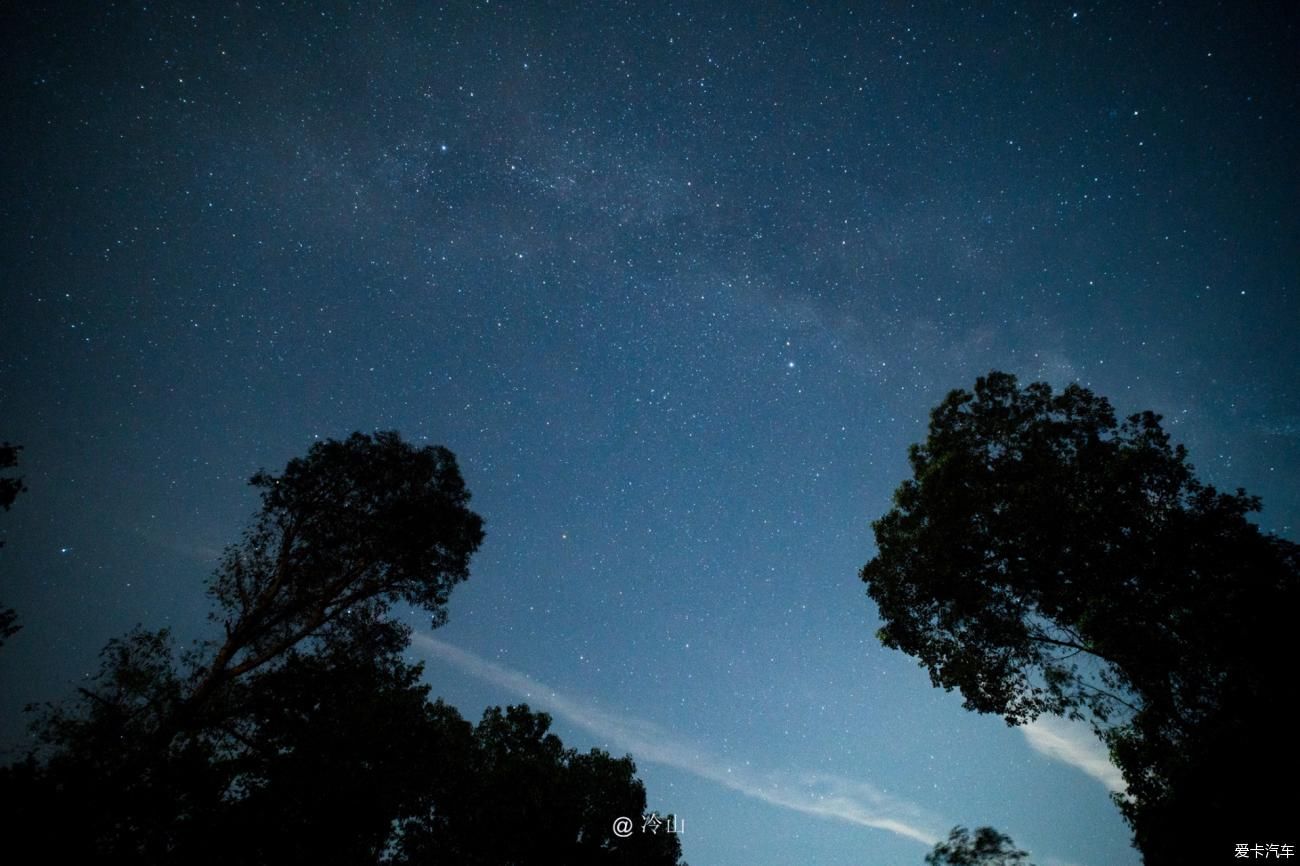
[861,372,1298,864]
[189,431,485,725]
[6,432,485,859]
[6,432,685,865]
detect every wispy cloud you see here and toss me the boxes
[412,634,943,846]
[1021,716,1126,793]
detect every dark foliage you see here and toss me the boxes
[5,627,214,860]
[3,432,683,864]
[862,372,1299,863]
[925,826,1033,866]
[392,703,686,866]
[192,431,485,716]
[0,442,23,512]
[1,441,25,645]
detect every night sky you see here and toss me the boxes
[2,2,1297,864]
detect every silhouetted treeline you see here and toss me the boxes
[2,433,685,865]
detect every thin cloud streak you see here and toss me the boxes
[1022,716,1127,793]
[413,633,943,846]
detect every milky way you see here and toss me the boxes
[2,4,1296,864]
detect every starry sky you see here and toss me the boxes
[2,2,1297,864]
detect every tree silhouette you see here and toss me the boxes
[0,442,23,512]
[188,431,485,728]
[35,432,484,777]
[7,627,203,858]
[862,372,1298,864]
[4,432,684,864]
[925,826,1033,866]
[191,621,452,863]
[1,441,25,646]
[391,703,686,866]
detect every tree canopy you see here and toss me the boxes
[4,432,685,865]
[390,702,685,866]
[925,826,1034,866]
[194,431,485,708]
[862,372,1298,864]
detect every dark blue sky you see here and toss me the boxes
[2,2,1296,863]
